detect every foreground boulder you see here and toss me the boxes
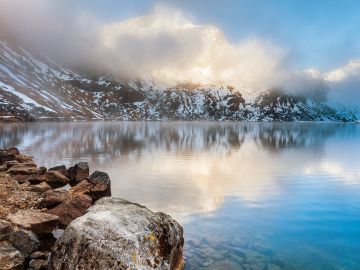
[49,197,184,270]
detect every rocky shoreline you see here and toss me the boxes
[0,148,184,270]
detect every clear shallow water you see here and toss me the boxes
[1,121,360,270]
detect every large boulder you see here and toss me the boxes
[49,197,184,270]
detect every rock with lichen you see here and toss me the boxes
[49,197,184,270]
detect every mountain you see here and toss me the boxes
[0,38,359,122]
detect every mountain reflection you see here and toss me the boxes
[0,122,357,163]
[0,122,359,217]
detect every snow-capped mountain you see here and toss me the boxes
[0,38,359,122]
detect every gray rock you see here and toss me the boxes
[49,197,184,270]
[88,171,111,200]
[89,171,110,186]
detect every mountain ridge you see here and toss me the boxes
[0,38,359,122]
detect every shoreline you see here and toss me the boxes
[0,147,184,270]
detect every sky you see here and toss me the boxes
[80,0,360,70]
[0,0,359,105]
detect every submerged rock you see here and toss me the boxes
[49,197,184,270]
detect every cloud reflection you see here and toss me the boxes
[0,122,359,218]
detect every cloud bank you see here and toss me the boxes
[0,0,359,105]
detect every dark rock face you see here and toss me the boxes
[67,162,89,183]
[88,171,112,200]
[49,197,184,270]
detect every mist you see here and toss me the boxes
[0,0,359,105]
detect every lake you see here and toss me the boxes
[1,121,360,270]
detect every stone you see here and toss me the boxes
[11,174,29,183]
[0,240,25,270]
[7,165,37,175]
[7,226,40,256]
[6,147,20,155]
[49,197,184,270]
[48,165,66,176]
[29,259,48,270]
[47,195,92,227]
[88,171,111,200]
[43,171,70,185]
[30,251,48,259]
[38,189,70,209]
[69,180,92,197]
[0,151,16,164]
[3,160,20,169]
[0,219,13,240]
[38,167,47,174]
[0,164,8,172]
[6,210,59,234]
[89,171,111,186]
[67,162,89,182]
[27,182,52,193]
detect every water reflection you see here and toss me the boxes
[1,122,360,269]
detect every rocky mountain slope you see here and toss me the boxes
[0,38,359,122]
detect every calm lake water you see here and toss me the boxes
[1,121,360,270]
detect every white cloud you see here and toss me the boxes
[0,0,359,105]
